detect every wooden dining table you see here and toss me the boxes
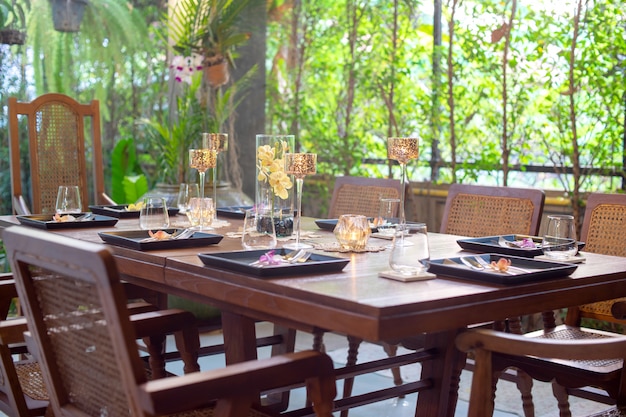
[2,214,626,417]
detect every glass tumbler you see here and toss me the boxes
[139,197,170,230]
[542,214,577,260]
[377,198,400,237]
[389,223,430,276]
[242,208,277,250]
[55,185,82,214]
[186,197,214,229]
[177,183,200,214]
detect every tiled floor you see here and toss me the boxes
[162,322,615,417]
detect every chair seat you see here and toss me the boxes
[14,360,47,401]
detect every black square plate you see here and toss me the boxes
[198,248,350,277]
[89,205,179,219]
[427,253,578,285]
[315,218,379,232]
[456,234,585,258]
[216,206,253,219]
[17,213,118,230]
[98,229,223,250]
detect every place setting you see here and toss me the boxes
[17,185,118,229]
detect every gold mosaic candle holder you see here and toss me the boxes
[284,153,317,250]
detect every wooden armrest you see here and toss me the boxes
[0,317,28,345]
[137,350,336,416]
[0,273,13,281]
[13,195,31,215]
[456,328,626,360]
[130,309,196,338]
[100,192,117,206]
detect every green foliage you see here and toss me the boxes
[111,138,148,204]
[165,0,255,65]
[0,0,27,29]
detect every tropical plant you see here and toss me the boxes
[0,0,27,30]
[165,0,253,68]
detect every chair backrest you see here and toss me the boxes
[568,193,626,325]
[3,226,147,417]
[580,193,626,257]
[8,93,108,215]
[439,184,545,237]
[328,176,403,219]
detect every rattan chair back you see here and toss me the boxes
[4,227,146,416]
[569,193,626,325]
[3,226,336,417]
[8,93,112,215]
[440,184,545,237]
[328,176,403,219]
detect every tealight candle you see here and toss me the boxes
[334,214,371,251]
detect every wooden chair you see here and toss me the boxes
[327,176,403,218]
[8,93,115,215]
[456,328,626,417]
[488,192,626,417]
[440,183,545,237]
[2,226,336,417]
[321,176,404,417]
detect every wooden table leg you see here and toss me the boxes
[415,329,466,417]
[222,310,258,364]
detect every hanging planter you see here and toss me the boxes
[203,56,230,88]
[0,29,25,45]
[50,0,89,33]
[0,0,26,44]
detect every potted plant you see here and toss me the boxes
[0,0,26,45]
[165,0,253,87]
[49,0,88,32]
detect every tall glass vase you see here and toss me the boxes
[255,135,295,237]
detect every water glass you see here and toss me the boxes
[389,223,430,275]
[242,208,277,250]
[377,198,400,237]
[186,197,214,229]
[177,183,200,214]
[139,197,170,230]
[55,185,82,214]
[542,214,577,260]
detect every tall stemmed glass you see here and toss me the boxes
[189,148,217,230]
[204,133,228,223]
[283,153,317,250]
[387,137,419,239]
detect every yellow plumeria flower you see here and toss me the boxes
[126,202,144,211]
[269,171,293,200]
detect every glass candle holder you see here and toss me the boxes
[334,214,371,251]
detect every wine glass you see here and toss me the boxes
[203,133,228,223]
[387,137,419,240]
[283,153,317,250]
[189,148,217,230]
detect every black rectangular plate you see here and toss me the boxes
[98,229,223,250]
[427,253,578,285]
[17,213,118,230]
[456,234,585,258]
[315,218,378,232]
[198,248,350,277]
[216,206,253,219]
[89,205,179,219]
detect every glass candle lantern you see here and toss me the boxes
[333,214,371,251]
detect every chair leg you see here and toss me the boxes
[515,369,535,417]
[340,335,363,417]
[312,329,326,353]
[143,335,167,379]
[551,381,572,417]
[382,342,404,393]
[173,325,201,375]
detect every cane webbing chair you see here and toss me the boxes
[327,176,403,219]
[440,184,545,237]
[3,226,336,417]
[8,93,114,215]
[488,193,626,417]
[456,328,626,417]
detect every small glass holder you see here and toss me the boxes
[333,214,371,251]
